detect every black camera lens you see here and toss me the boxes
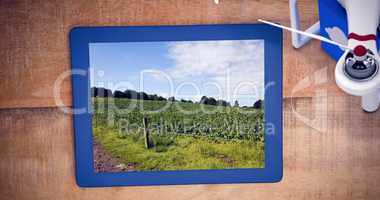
[344,50,378,81]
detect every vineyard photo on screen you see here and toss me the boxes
[90,40,265,172]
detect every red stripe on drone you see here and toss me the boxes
[348,33,377,41]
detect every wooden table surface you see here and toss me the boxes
[1,0,380,199]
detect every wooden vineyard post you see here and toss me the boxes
[143,116,150,149]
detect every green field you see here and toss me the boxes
[93,97,264,171]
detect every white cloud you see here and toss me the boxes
[163,40,265,106]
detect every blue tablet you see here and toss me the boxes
[70,24,283,187]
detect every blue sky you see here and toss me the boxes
[90,40,264,106]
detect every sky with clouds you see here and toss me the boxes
[90,40,264,106]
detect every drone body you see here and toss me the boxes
[326,0,380,112]
[282,0,380,112]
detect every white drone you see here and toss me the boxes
[258,0,380,112]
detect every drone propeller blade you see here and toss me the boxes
[258,19,351,50]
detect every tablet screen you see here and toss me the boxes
[89,40,265,172]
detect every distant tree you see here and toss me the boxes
[91,87,112,97]
[208,97,217,106]
[113,90,128,98]
[234,100,239,107]
[91,87,96,97]
[139,92,149,100]
[253,99,263,109]
[93,87,235,107]
[148,94,158,101]
[104,89,113,97]
[157,96,167,101]
[124,90,137,99]
[217,100,229,107]
[168,97,176,102]
[200,96,208,104]
[200,96,231,106]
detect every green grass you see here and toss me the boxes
[93,98,264,140]
[94,126,264,171]
[92,97,264,171]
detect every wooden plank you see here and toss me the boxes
[0,0,333,109]
[1,96,380,199]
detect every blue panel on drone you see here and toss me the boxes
[318,0,380,61]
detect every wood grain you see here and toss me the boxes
[2,1,379,199]
[0,0,334,109]
[1,96,380,200]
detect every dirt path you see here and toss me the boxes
[93,140,133,172]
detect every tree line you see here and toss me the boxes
[91,87,263,109]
